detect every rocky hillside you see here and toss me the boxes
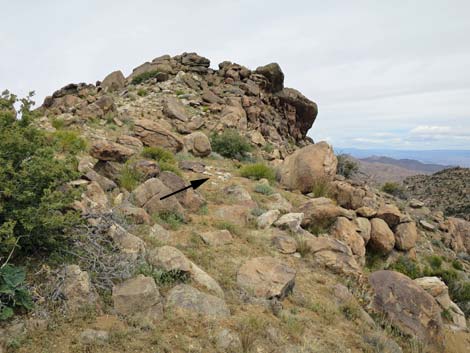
[0,53,469,353]
[404,167,470,221]
[360,156,452,174]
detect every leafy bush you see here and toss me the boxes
[51,130,87,154]
[240,163,275,181]
[137,88,148,97]
[336,154,359,178]
[387,256,421,279]
[159,161,182,176]
[311,177,332,198]
[136,263,189,287]
[254,183,274,195]
[210,129,252,160]
[153,210,185,230]
[0,265,33,320]
[131,70,160,85]
[142,146,175,163]
[452,259,464,271]
[381,182,407,199]
[118,164,143,191]
[262,143,274,153]
[426,255,443,270]
[0,91,80,259]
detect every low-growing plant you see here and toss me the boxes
[237,315,267,353]
[336,154,359,178]
[214,221,242,236]
[339,300,361,321]
[175,89,185,96]
[160,161,182,176]
[295,235,310,257]
[210,129,252,160]
[262,143,274,153]
[0,265,33,320]
[51,117,65,130]
[310,177,332,198]
[387,256,422,279]
[240,163,275,181]
[426,255,443,270]
[381,182,407,199]
[137,88,148,97]
[136,263,189,287]
[118,164,143,191]
[131,70,160,85]
[153,210,185,230]
[142,146,175,163]
[452,259,464,271]
[51,130,87,154]
[254,183,274,195]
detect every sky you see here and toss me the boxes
[1,0,470,150]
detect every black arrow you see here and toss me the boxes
[160,178,209,200]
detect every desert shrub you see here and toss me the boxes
[0,91,80,259]
[118,164,143,191]
[336,154,359,178]
[153,210,185,230]
[214,221,242,236]
[294,235,310,257]
[141,146,175,163]
[262,143,274,153]
[0,265,33,320]
[452,259,464,271]
[136,263,189,287]
[175,89,185,96]
[381,182,407,199]
[210,129,252,160]
[339,300,361,321]
[137,88,148,97]
[387,256,421,279]
[237,315,267,353]
[311,177,332,198]
[51,130,87,154]
[254,183,274,195]
[131,70,160,85]
[51,117,65,130]
[425,255,442,270]
[159,161,182,176]
[240,163,275,181]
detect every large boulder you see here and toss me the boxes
[279,142,337,194]
[237,257,296,299]
[330,181,366,210]
[305,237,362,277]
[442,217,470,253]
[100,70,125,92]
[354,217,371,245]
[184,132,212,157]
[61,265,100,312]
[159,171,205,212]
[414,277,467,329]
[165,285,229,318]
[112,275,162,320]
[369,218,395,254]
[299,197,353,227]
[134,119,184,152]
[329,217,366,262]
[369,271,444,346]
[131,178,184,215]
[108,223,145,258]
[163,96,191,122]
[376,204,402,228]
[394,221,418,251]
[90,141,135,162]
[255,63,284,93]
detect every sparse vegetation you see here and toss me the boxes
[131,70,160,85]
[137,88,148,97]
[51,130,88,154]
[336,154,359,178]
[136,263,190,287]
[153,210,185,230]
[118,164,143,191]
[210,129,252,160]
[262,143,274,153]
[240,163,275,181]
[237,315,267,353]
[142,146,175,163]
[381,182,407,199]
[310,177,332,198]
[254,183,274,195]
[387,256,422,279]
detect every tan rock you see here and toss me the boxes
[274,213,304,233]
[356,206,377,218]
[394,221,418,251]
[299,197,353,227]
[184,132,211,157]
[331,181,365,210]
[376,204,402,228]
[369,270,444,346]
[159,172,205,212]
[81,181,109,213]
[134,119,184,152]
[265,193,293,213]
[163,96,191,122]
[279,142,337,194]
[62,265,100,311]
[355,217,371,245]
[131,178,184,215]
[237,257,296,299]
[257,210,281,229]
[108,223,145,257]
[330,217,365,261]
[271,232,297,254]
[369,218,395,254]
[101,70,125,92]
[442,217,469,253]
[90,140,135,162]
[419,219,436,231]
[199,230,233,246]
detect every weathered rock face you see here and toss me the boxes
[414,277,467,330]
[274,213,304,233]
[163,96,191,122]
[442,217,470,253]
[257,210,281,229]
[112,275,162,318]
[355,217,371,245]
[108,223,145,258]
[199,230,233,246]
[131,177,184,215]
[376,204,402,228]
[279,142,337,194]
[159,171,205,211]
[165,284,230,318]
[90,141,135,162]
[100,70,125,92]
[237,257,296,299]
[255,63,284,93]
[369,218,395,254]
[394,221,418,251]
[134,119,184,152]
[330,217,366,262]
[369,271,444,346]
[305,237,362,277]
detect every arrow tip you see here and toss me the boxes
[190,178,209,190]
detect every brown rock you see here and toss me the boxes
[356,206,377,218]
[184,132,211,157]
[279,142,337,194]
[369,218,395,254]
[394,222,418,251]
[330,217,365,260]
[101,70,125,92]
[159,171,205,211]
[271,232,297,254]
[376,204,402,228]
[90,140,135,162]
[331,181,366,210]
[355,217,371,245]
[255,63,284,93]
[134,119,184,152]
[61,265,100,312]
[237,257,296,299]
[369,270,444,346]
[163,96,191,122]
[199,230,233,246]
[299,197,353,227]
[442,217,469,253]
[131,178,184,215]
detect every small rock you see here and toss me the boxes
[215,328,242,352]
[274,213,304,233]
[257,210,281,229]
[356,206,377,218]
[200,230,233,246]
[419,220,436,231]
[394,221,418,251]
[90,140,135,162]
[272,233,297,254]
[409,199,425,208]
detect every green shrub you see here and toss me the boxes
[452,259,464,271]
[336,154,359,178]
[240,163,275,181]
[311,177,332,198]
[254,183,274,195]
[153,210,185,230]
[339,300,361,321]
[0,265,33,320]
[426,255,443,270]
[214,221,242,236]
[388,256,422,279]
[118,164,143,191]
[175,89,185,96]
[0,91,80,258]
[142,146,175,163]
[159,161,182,176]
[131,70,160,85]
[51,130,87,154]
[210,129,252,160]
[262,143,274,153]
[51,117,65,130]
[381,182,407,199]
[137,88,148,97]
[136,263,189,287]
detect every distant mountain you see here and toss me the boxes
[338,148,470,167]
[360,156,452,173]
[404,167,470,221]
